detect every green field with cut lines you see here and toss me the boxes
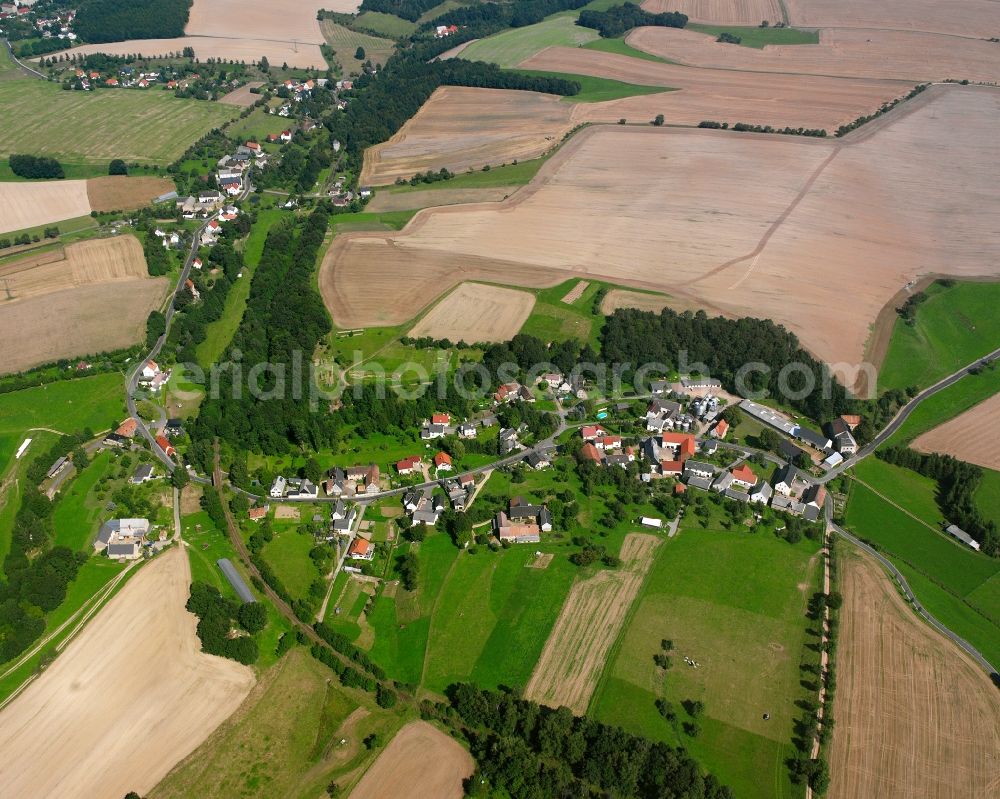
[514,69,674,102]
[460,15,598,67]
[0,79,237,164]
[878,280,1000,392]
[687,24,820,48]
[591,528,822,799]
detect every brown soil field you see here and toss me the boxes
[328,85,1000,376]
[600,288,676,314]
[360,87,575,185]
[0,235,168,373]
[524,533,660,714]
[641,0,782,25]
[628,27,1000,83]
[348,720,474,799]
[217,81,266,107]
[365,185,520,212]
[561,280,589,303]
[86,175,176,211]
[521,47,910,131]
[408,282,536,342]
[828,548,1000,799]
[911,392,1000,470]
[0,179,90,235]
[186,0,340,45]
[69,37,327,70]
[0,546,255,799]
[785,0,1000,38]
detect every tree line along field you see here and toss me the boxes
[0,78,237,164]
[590,524,822,799]
[877,280,1000,392]
[829,548,1000,799]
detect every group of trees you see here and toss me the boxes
[74,0,193,43]
[895,290,927,324]
[186,582,262,665]
[441,683,734,798]
[577,3,688,38]
[601,308,854,422]
[836,83,928,137]
[878,447,999,555]
[191,212,334,454]
[359,0,444,22]
[9,154,65,179]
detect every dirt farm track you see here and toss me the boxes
[828,549,1000,799]
[0,547,255,799]
[324,85,1000,376]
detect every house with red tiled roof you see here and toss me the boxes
[595,434,622,450]
[431,412,450,425]
[115,418,138,438]
[434,451,453,471]
[348,537,374,560]
[581,424,608,442]
[395,455,421,475]
[731,463,757,488]
[248,505,269,521]
[580,442,602,463]
[711,419,729,439]
[155,435,175,458]
[661,432,697,461]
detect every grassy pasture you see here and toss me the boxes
[590,528,821,799]
[51,450,114,550]
[354,11,417,38]
[149,648,406,799]
[583,36,673,62]
[687,24,820,47]
[321,20,396,72]
[514,68,674,102]
[975,468,1000,528]
[386,156,547,192]
[224,108,290,142]
[0,80,237,165]
[261,527,322,601]
[878,281,1000,392]
[460,15,598,68]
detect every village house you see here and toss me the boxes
[826,417,858,455]
[581,424,608,442]
[457,422,477,439]
[421,422,447,440]
[155,435,175,458]
[395,455,421,476]
[434,451,453,472]
[498,427,520,454]
[580,442,603,464]
[525,450,550,470]
[96,517,149,559]
[347,537,375,561]
[494,498,552,544]
[248,505,269,522]
[710,418,729,439]
[130,464,155,484]
[269,475,287,498]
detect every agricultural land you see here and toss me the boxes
[408,282,537,343]
[912,392,1000,471]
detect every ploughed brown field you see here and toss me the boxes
[600,288,677,315]
[360,87,576,186]
[348,721,473,799]
[641,0,782,25]
[217,81,266,107]
[784,0,1000,38]
[408,282,536,343]
[524,534,660,714]
[628,26,1000,83]
[0,235,169,373]
[86,175,176,211]
[911,392,1000,470]
[828,548,1000,799]
[0,547,255,799]
[326,85,1000,376]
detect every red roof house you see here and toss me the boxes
[711,419,729,439]
[731,463,757,487]
[431,412,450,425]
[580,442,602,463]
[434,451,453,470]
[395,455,421,475]
[661,432,697,461]
[155,435,175,457]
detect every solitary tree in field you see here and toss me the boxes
[355,46,366,60]
[109,159,128,176]
[652,114,665,126]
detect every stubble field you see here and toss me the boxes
[784,0,1000,38]
[408,282,536,343]
[68,37,328,70]
[828,548,1000,799]
[911,391,1000,470]
[628,26,1000,83]
[0,236,168,373]
[347,721,474,799]
[641,0,783,25]
[0,546,255,799]
[524,533,660,714]
[331,85,1000,376]
[360,87,576,185]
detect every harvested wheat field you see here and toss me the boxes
[0,236,168,373]
[409,282,536,342]
[329,85,1000,375]
[86,175,176,211]
[349,721,473,799]
[600,288,675,315]
[69,37,327,70]
[785,0,1000,38]
[0,179,90,235]
[828,548,1000,799]
[360,87,574,185]
[0,546,255,799]
[365,185,519,212]
[525,534,660,714]
[521,47,910,131]
[188,0,349,43]
[911,392,1000,470]
[641,0,782,25]
[628,26,1000,83]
